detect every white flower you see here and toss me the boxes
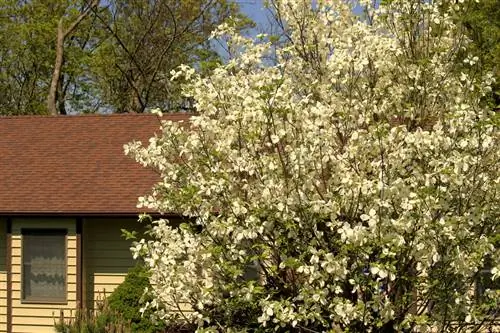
[125,0,499,329]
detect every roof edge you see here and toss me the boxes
[0,112,194,120]
[0,211,180,218]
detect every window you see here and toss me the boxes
[243,260,261,281]
[22,229,67,303]
[476,236,500,300]
[476,257,500,299]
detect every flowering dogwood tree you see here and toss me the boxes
[125,0,499,331]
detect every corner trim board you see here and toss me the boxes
[76,217,83,310]
[6,217,12,333]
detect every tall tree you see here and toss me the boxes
[0,0,103,115]
[91,0,251,113]
[0,0,249,115]
[46,0,98,115]
[458,0,500,108]
[0,0,58,115]
[126,0,499,331]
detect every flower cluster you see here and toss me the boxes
[126,0,499,331]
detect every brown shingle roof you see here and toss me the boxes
[0,113,190,215]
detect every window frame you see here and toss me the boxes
[21,228,68,304]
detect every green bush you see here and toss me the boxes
[54,300,132,333]
[55,264,173,333]
[106,264,164,333]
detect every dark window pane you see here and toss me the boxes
[22,229,66,302]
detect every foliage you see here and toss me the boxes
[55,265,194,332]
[89,0,252,113]
[457,0,500,108]
[106,264,165,333]
[0,0,93,115]
[54,296,133,333]
[126,0,500,332]
[0,0,250,115]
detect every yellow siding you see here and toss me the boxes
[0,272,6,333]
[10,218,77,333]
[0,218,7,333]
[83,217,142,309]
[83,217,193,315]
[0,215,186,332]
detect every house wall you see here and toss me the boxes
[0,218,7,333]
[10,218,77,333]
[83,217,141,309]
[0,215,186,332]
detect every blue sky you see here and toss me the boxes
[211,1,270,60]
[236,0,366,32]
[237,0,272,34]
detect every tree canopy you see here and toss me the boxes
[127,0,499,332]
[0,0,250,115]
[458,0,500,108]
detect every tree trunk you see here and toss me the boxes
[46,0,98,115]
[47,19,65,116]
[57,74,67,115]
[132,86,144,113]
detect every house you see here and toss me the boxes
[0,113,190,333]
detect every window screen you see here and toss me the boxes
[22,229,67,302]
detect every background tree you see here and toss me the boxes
[127,0,499,332]
[90,0,251,113]
[0,0,77,114]
[0,0,249,115]
[457,0,500,108]
[46,0,98,115]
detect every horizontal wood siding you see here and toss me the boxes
[0,218,6,333]
[10,218,77,333]
[83,218,141,309]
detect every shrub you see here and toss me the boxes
[106,264,165,333]
[54,299,132,333]
[55,264,193,332]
